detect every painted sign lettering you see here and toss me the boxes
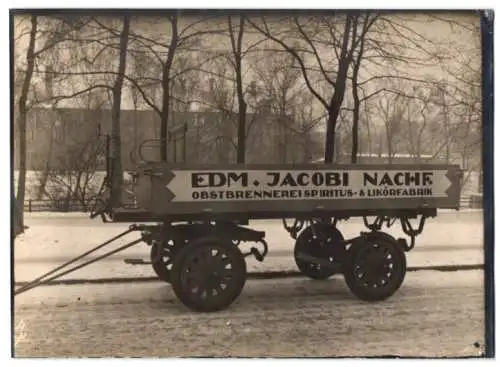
[165,169,451,203]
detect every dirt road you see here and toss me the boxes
[13,270,485,358]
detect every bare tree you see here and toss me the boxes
[32,31,64,199]
[109,15,130,206]
[16,12,482,208]
[348,13,378,162]
[203,14,269,163]
[375,92,405,163]
[123,15,223,162]
[28,16,130,206]
[157,14,179,161]
[359,90,374,156]
[40,126,104,211]
[344,13,478,164]
[14,15,115,221]
[194,58,238,163]
[247,13,378,163]
[405,87,433,160]
[250,51,304,163]
[14,15,37,237]
[228,15,247,163]
[170,56,199,113]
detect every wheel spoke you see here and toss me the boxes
[213,283,225,295]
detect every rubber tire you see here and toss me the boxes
[343,236,407,302]
[170,237,247,313]
[294,224,346,280]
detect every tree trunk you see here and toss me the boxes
[350,34,365,164]
[110,15,130,206]
[324,100,344,164]
[351,75,360,163]
[160,15,178,162]
[15,15,38,238]
[13,185,23,239]
[236,101,247,163]
[324,111,337,163]
[324,61,350,163]
[351,104,360,163]
[365,122,372,156]
[232,16,247,164]
[323,16,355,164]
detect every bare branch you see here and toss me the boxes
[294,17,335,85]
[33,18,91,57]
[245,16,329,109]
[31,84,112,107]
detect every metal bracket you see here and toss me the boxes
[399,215,427,251]
[241,239,268,262]
[363,215,397,231]
[361,214,428,252]
[282,218,304,240]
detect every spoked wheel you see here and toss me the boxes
[170,237,247,312]
[343,236,407,302]
[294,223,347,280]
[150,239,182,283]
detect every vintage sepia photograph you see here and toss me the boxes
[11,7,493,358]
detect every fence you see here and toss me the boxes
[24,199,91,213]
[22,195,481,213]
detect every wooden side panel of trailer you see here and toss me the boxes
[132,163,462,218]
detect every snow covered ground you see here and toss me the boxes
[14,270,486,357]
[13,212,487,358]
